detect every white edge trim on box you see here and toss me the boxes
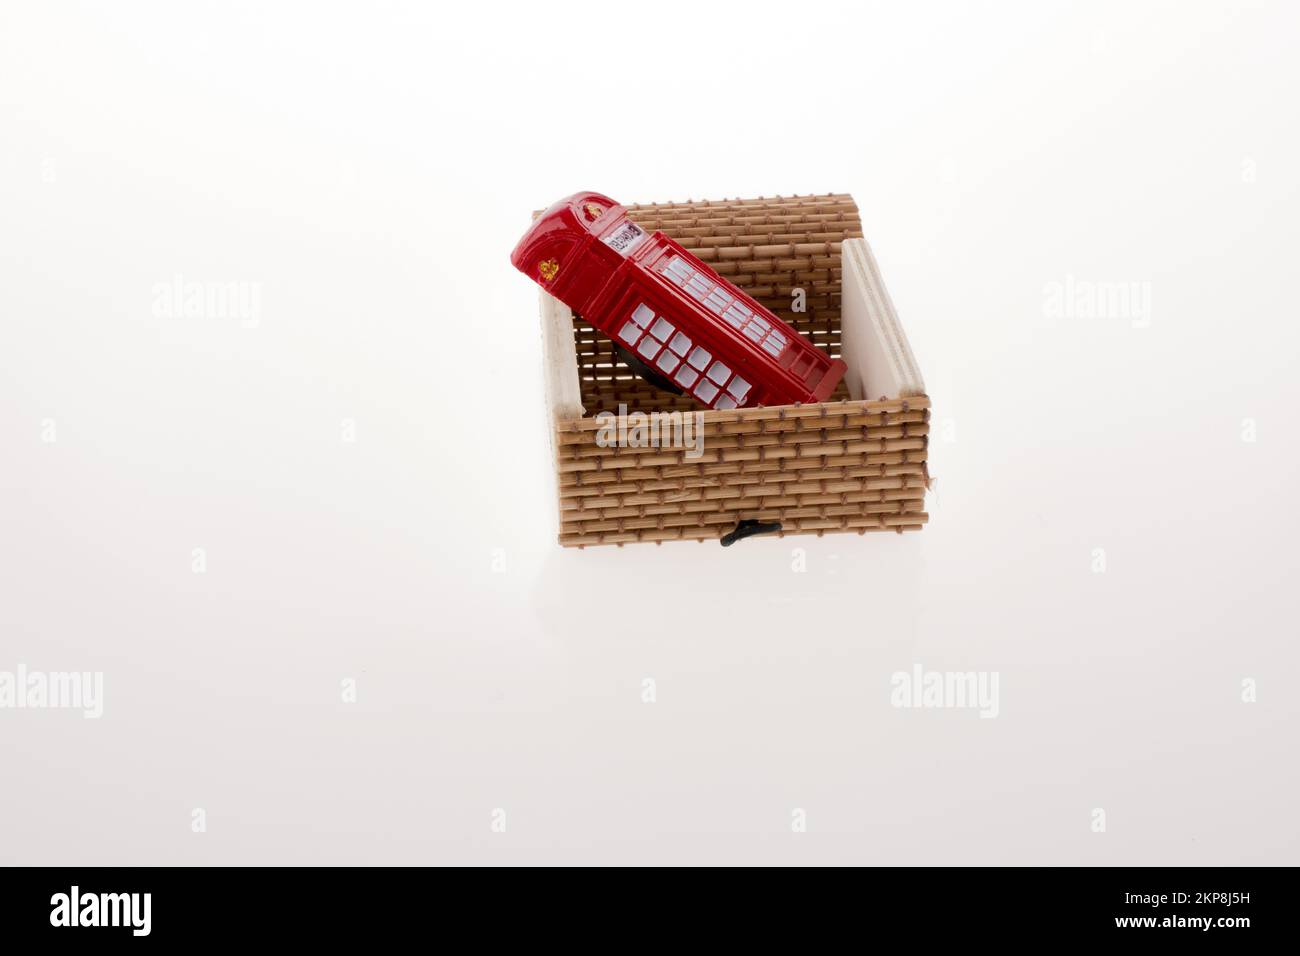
[539,290,584,423]
[841,238,926,400]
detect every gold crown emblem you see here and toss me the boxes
[538,258,559,282]
[583,203,605,221]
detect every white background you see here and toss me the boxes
[1,0,1296,865]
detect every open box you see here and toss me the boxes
[535,194,928,547]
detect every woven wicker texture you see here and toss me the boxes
[552,194,929,547]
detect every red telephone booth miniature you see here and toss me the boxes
[511,191,847,411]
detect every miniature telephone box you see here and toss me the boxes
[511,191,846,410]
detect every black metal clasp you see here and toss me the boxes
[720,519,783,547]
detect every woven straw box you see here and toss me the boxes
[535,194,928,548]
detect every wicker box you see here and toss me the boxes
[536,194,929,547]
